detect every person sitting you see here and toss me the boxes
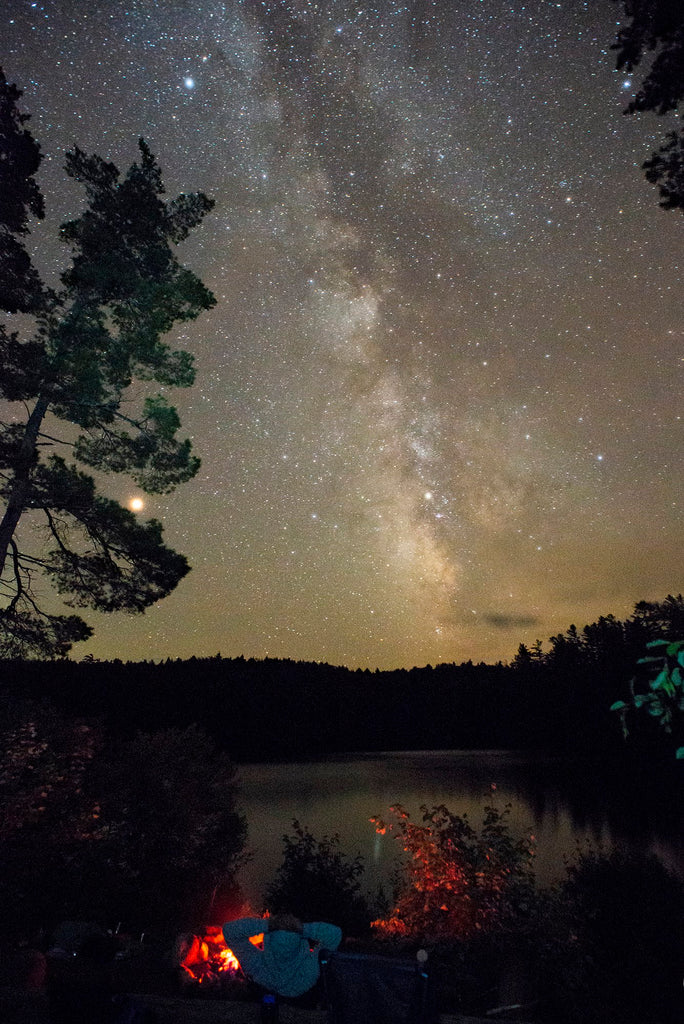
[221,914,342,999]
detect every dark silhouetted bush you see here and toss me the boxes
[538,847,684,1024]
[265,820,375,936]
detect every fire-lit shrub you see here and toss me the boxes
[371,802,536,942]
[265,820,375,936]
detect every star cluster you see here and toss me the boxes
[4,0,683,667]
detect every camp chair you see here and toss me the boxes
[319,949,438,1024]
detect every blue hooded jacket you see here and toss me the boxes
[222,916,342,998]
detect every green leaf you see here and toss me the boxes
[610,700,627,711]
[676,748,684,760]
[650,668,671,691]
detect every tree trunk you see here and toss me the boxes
[0,394,49,579]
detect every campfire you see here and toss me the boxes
[175,923,265,989]
[175,926,241,987]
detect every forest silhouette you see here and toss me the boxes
[3,595,682,762]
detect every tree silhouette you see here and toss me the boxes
[0,70,216,657]
[613,1,684,209]
[0,70,46,314]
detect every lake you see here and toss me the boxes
[234,750,684,910]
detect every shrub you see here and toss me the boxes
[265,820,374,936]
[538,846,684,1024]
[370,801,536,942]
[79,725,247,930]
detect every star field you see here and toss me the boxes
[4,0,683,668]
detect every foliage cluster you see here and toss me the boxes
[265,820,374,937]
[370,802,536,942]
[538,847,684,1024]
[613,1,684,208]
[0,700,246,937]
[611,637,684,758]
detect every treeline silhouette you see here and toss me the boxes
[2,595,682,762]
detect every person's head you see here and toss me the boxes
[268,914,303,935]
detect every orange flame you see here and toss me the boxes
[178,927,241,984]
[217,946,241,973]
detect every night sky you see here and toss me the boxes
[4,1,683,669]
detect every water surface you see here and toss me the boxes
[235,750,683,908]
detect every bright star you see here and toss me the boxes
[184,77,195,90]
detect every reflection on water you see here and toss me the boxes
[235,751,684,909]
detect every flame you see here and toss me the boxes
[217,946,241,973]
[178,927,241,984]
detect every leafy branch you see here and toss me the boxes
[611,639,684,759]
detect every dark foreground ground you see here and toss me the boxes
[0,946,532,1024]
[0,987,510,1024]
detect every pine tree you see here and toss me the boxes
[0,70,46,314]
[613,1,684,209]
[0,70,216,658]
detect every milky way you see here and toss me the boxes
[4,1,683,668]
